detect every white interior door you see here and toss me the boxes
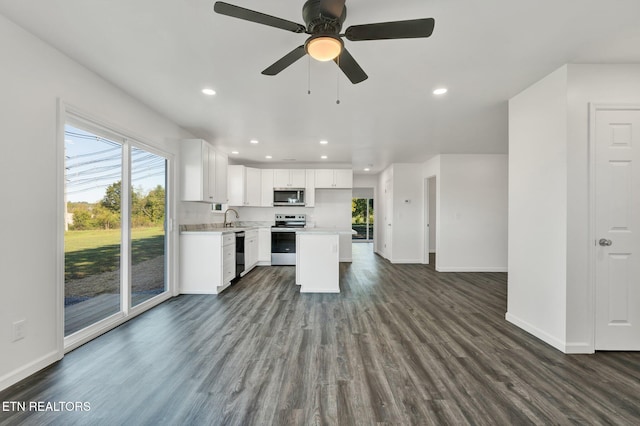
[384,178,392,258]
[594,107,640,350]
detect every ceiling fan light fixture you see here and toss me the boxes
[306,35,343,62]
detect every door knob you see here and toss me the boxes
[599,238,613,247]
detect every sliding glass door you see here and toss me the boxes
[130,146,167,307]
[64,121,169,338]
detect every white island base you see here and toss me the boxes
[295,231,340,293]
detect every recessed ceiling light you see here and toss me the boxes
[265,155,272,159]
[202,88,216,96]
[250,139,259,144]
[321,155,328,159]
[364,168,370,172]
[231,151,239,155]
[433,88,448,95]
[320,140,328,145]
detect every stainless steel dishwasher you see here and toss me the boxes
[235,231,245,279]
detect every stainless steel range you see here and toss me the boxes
[271,214,306,265]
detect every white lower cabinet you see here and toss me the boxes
[258,228,271,264]
[243,229,259,275]
[296,232,339,293]
[180,232,236,294]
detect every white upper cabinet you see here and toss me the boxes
[180,139,228,203]
[305,169,315,207]
[273,169,306,188]
[227,165,262,206]
[261,169,274,207]
[214,150,228,204]
[314,169,353,189]
[245,167,262,206]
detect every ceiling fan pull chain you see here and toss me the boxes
[307,55,311,95]
[336,55,341,105]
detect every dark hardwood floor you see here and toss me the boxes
[2,244,640,425]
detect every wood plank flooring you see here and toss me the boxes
[2,244,640,425]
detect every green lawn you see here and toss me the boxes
[65,226,164,280]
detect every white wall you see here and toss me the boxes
[353,174,377,195]
[508,64,640,353]
[565,64,640,349]
[376,167,393,259]
[437,155,508,272]
[507,66,569,351]
[314,189,353,261]
[352,187,374,199]
[377,157,507,269]
[0,15,192,391]
[179,202,225,225]
[390,164,424,263]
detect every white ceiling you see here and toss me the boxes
[1,0,640,173]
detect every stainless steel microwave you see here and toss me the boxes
[273,188,305,206]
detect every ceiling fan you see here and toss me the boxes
[213,0,435,84]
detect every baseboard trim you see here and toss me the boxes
[564,342,594,354]
[391,259,422,264]
[339,258,352,263]
[0,350,61,392]
[437,266,508,272]
[505,312,567,353]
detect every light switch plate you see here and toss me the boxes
[12,319,26,341]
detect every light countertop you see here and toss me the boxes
[296,228,357,235]
[179,223,269,234]
[180,224,356,235]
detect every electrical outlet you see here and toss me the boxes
[12,319,26,342]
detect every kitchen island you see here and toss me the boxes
[295,228,354,293]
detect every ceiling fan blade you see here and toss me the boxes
[334,48,368,84]
[318,0,346,19]
[345,18,435,41]
[262,46,307,76]
[214,2,306,33]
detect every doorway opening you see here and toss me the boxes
[424,176,437,266]
[352,197,374,242]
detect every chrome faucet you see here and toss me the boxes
[223,208,239,228]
